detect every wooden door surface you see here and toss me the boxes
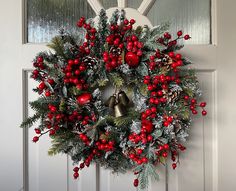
[0,0,236,191]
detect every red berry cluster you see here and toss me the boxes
[79,133,91,146]
[32,104,61,142]
[155,144,170,158]
[95,139,115,152]
[32,56,55,97]
[103,19,143,70]
[184,96,207,116]
[103,50,122,71]
[163,115,173,127]
[32,56,45,73]
[148,50,183,71]
[157,30,191,47]
[63,59,88,90]
[144,75,176,105]
[77,17,97,49]
[73,152,95,179]
[129,149,148,165]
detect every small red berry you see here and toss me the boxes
[133,178,139,187]
[73,172,79,179]
[163,144,169,150]
[32,136,39,143]
[172,163,177,169]
[37,56,43,63]
[162,152,168,158]
[45,91,51,97]
[130,19,136,25]
[177,30,183,36]
[200,102,207,107]
[73,167,79,172]
[202,110,207,116]
[34,128,41,134]
[184,34,191,40]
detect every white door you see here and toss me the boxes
[0,0,236,191]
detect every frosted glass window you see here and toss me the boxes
[27,0,95,43]
[27,0,211,44]
[147,0,211,44]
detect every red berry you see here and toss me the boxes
[147,135,153,142]
[130,19,135,25]
[73,167,79,172]
[47,78,54,85]
[151,107,157,113]
[45,91,51,97]
[163,144,169,150]
[37,56,43,63]
[137,149,143,155]
[202,110,207,116]
[162,152,168,157]
[32,136,39,143]
[142,157,148,163]
[80,163,85,169]
[172,163,177,169]
[163,121,169,127]
[184,34,191,40]
[200,102,207,107]
[184,95,189,100]
[34,128,41,134]
[49,129,56,136]
[133,179,139,187]
[175,54,182,60]
[192,110,198,115]
[73,172,79,179]
[168,52,175,58]
[177,30,183,36]
[129,153,135,159]
[164,32,171,39]
[38,82,46,90]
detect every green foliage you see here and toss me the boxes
[47,36,65,58]
[114,109,140,127]
[138,163,159,190]
[48,132,76,156]
[109,73,125,88]
[20,113,41,128]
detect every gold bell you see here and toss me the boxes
[118,91,130,106]
[114,102,127,117]
[105,95,116,108]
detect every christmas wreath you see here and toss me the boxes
[21,10,207,189]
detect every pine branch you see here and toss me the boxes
[20,113,41,128]
[109,73,125,88]
[47,36,65,58]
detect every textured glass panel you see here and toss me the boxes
[27,0,211,44]
[147,0,211,44]
[100,0,117,9]
[127,0,142,9]
[27,0,95,43]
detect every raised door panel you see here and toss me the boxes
[168,70,216,191]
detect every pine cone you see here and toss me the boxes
[163,88,181,103]
[82,56,98,67]
[109,46,122,56]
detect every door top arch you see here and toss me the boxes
[87,0,156,27]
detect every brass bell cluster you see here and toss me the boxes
[105,90,130,117]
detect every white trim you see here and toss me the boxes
[137,0,156,15]
[117,0,127,8]
[87,0,104,15]
[211,0,217,45]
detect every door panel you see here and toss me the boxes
[168,71,216,191]
[1,0,236,191]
